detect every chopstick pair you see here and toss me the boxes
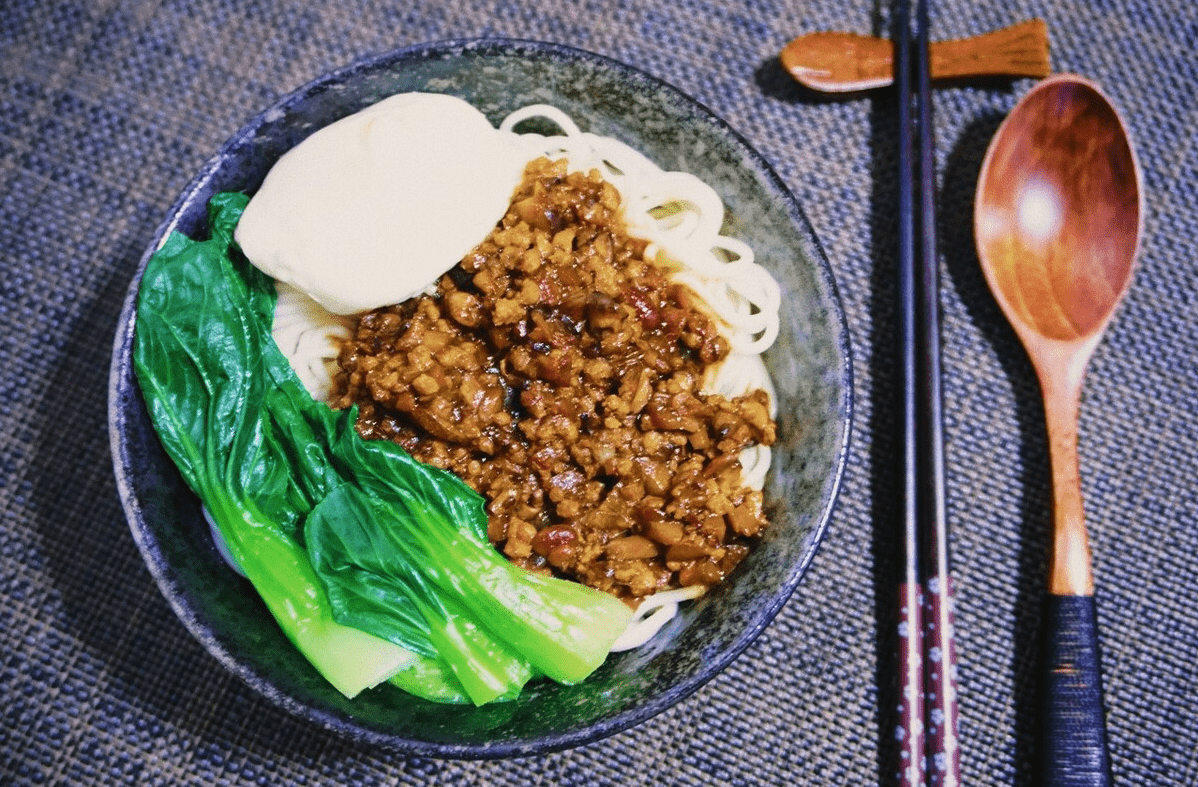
[893,1,960,786]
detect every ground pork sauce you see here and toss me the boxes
[331,157,777,603]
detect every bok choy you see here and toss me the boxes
[133,192,631,705]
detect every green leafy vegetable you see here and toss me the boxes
[133,192,632,705]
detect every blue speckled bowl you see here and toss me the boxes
[108,38,852,758]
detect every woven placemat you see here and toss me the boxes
[2,0,1196,784]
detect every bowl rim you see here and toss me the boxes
[107,35,854,757]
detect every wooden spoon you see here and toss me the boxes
[974,74,1142,786]
[781,19,1050,92]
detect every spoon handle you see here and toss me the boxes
[1038,367,1112,785]
[1040,593,1113,786]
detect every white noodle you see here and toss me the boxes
[500,105,782,355]
[271,282,355,402]
[609,586,707,652]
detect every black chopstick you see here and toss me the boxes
[895,1,960,785]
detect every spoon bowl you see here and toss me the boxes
[974,73,1142,786]
[976,74,1140,348]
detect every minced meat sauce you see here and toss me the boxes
[331,157,776,602]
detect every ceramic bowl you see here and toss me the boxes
[108,38,852,757]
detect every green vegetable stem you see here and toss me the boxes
[133,192,631,705]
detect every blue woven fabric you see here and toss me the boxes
[2,0,1196,784]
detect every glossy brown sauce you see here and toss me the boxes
[332,158,775,601]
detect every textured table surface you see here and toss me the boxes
[3,1,1196,785]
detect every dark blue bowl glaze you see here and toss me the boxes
[108,38,852,758]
